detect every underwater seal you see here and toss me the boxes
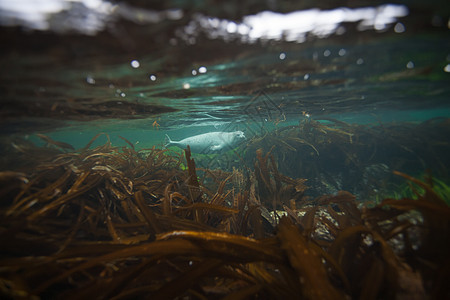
[164,131,245,153]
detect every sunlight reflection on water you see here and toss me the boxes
[0,1,407,42]
[179,4,408,44]
[0,0,183,34]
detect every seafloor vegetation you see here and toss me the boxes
[0,123,449,299]
[196,117,450,201]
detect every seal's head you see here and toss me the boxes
[234,131,246,140]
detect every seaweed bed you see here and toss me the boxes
[0,128,449,299]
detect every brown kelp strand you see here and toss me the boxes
[0,132,449,299]
[243,117,450,200]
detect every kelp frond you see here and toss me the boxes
[0,136,448,299]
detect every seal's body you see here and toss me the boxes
[164,131,245,153]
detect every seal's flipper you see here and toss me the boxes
[210,144,223,151]
[164,134,172,148]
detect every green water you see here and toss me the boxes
[1,1,449,199]
[4,33,449,147]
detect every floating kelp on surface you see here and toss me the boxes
[0,99,178,135]
[0,134,449,299]
[2,97,176,120]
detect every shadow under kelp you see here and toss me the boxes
[242,117,450,200]
[0,133,449,299]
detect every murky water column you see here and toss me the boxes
[0,1,449,299]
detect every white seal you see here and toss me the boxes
[164,131,245,153]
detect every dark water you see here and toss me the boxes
[1,2,450,299]
[0,1,449,200]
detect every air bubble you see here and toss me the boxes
[444,64,450,73]
[394,22,405,33]
[86,76,95,85]
[130,60,140,68]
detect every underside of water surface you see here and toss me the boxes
[0,1,449,299]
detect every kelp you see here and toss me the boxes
[0,135,448,299]
[244,118,450,201]
[0,98,178,123]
